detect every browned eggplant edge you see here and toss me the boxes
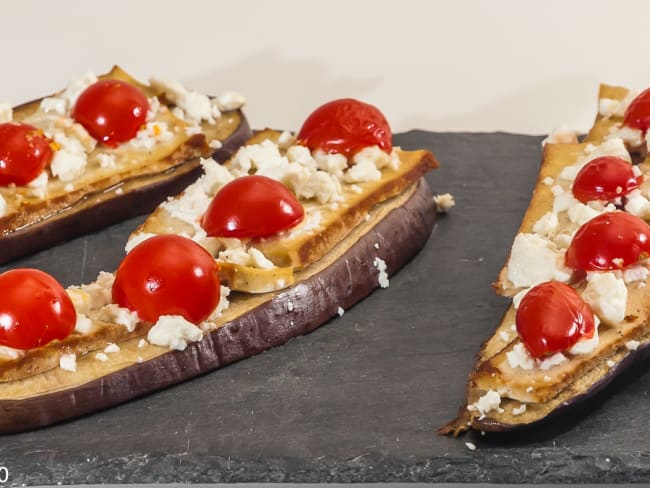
[0,111,251,264]
[0,178,435,433]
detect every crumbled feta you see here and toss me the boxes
[598,91,637,117]
[59,353,77,372]
[314,149,347,177]
[95,352,108,362]
[249,247,275,269]
[551,185,579,213]
[582,272,627,325]
[559,138,630,181]
[344,157,381,183]
[373,256,389,288]
[147,315,203,351]
[287,301,294,312]
[0,346,21,359]
[276,131,295,149]
[542,176,554,186]
[67,271,115,313]
[607,125,644,147]
[625,190,650,219]
[539,352,567,370]
[61,72,98,107]
[104,343,120,353]
[467,390,503,418]
[74,313,93,334]
[27,171,49,198]
[433,193,456,213]
[526,386,534,393]
[96,153,116,169]
[507,233,570,288]
[568,318,600,355]
[626,340,641,351]
[40,97,66,115]
[623,264,650,284]
[512,404,527,416]
[499,331,510,341]
[542,125,578,146]
[337,306,345,316]
[0,103,12,122]
[99,304,140,332]
[568,202,605,226]
[209,139,223,150]
[138,339,147,349]
[506,343,535,370]
[183,91,214,122]
[216,91,246,111]
[465,442,477,451]
[532,211,558,237]
[129,122,174,150]
[50,131,88,181]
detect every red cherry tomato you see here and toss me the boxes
[572,156,642,203]
[201,175,304,238]
[516,281,595,358]
[72,79,149,147]
[623,88,650,134]
[112,235,221,324]
[296,98,392,158]
[566,212,650,271]
[0,122,54,186]
[0,269,76,350]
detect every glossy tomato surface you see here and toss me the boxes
[0,269,76,350]
[516,281,595,358]
[572,156,641,203]
[72,79,149,147]
[201,175,304,238]
[623,88,650,134]
[566,211,650,271]
[112,235,221,324]
[297,98,392,158]
[0,122,54,186]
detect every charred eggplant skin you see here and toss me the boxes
[0,179,435,434]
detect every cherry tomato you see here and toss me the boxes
[566,212,650,271]
[112,235,220,324]
[296,98,392,158]
[201,175,304,238]
[516,281,595,358]
[0,269,76,350]
[572,156,642,203]
[72,79,149,147]
[0,122,54,186]
[623,88,650,134]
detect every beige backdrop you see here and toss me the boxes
[1,0,646,134]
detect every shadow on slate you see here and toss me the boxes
[2,131,650,485]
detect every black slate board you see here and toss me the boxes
[2,131,650,485]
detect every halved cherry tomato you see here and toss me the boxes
[572,156,641,203]
[0,269,76,350]
[72,79,149,147]
[516,281,595,358]
[623,88,650,134]
[566,212,650,271]
[201,175,304,238]
[112,235,221,324]
[296,98,392,158]
[0,122,54,186]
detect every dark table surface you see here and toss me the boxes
[2,131,649,485]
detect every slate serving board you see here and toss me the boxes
[2,131,649,485]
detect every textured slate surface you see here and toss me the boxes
[2,131,650,485]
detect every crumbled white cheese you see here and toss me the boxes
[582,272,627,325]
[286,145,317,169]
[314,149,347,177]
[0,346,21,359]
[99,304,140,332]
[465,442,477,451]
[568,318,600,355]
[542,176,554,186]
[50,131,88,181]
[287,301,294,312]
[128,121,174,150]
[559,137,630,181]
[104,343,120,353]
[506,343,535,370]
[526,386,534,393]
[0,193,7,218]
[96,153,116,169]
[433,193,456,213]
[27,171,49,198]
[74,313,93,334]
[626,340,641,350]
[138,339,148,349]
[60,71,98,107]
[249,247,275,269]
[512,404,527,416]
[216,91,246,111]
[467,390,503,418]
[598,91,638,117]
[625,189,650,219]
[606,359,616,368]
[542,125,578,146]
[373,256,389,288]
[67,271,115,313]
[59,353,77,372]
[147,315,203,351]
[64,183,74,192]
[337,306,345,317]
[606,125,644,147]
[507,233,570,288]
[344,157,381,183]
[551,185,579,213]
[0,103,12,122]
[499,331,510,341]
[567,202,603,227]
[40,97,66,115]
[276,131,295,149]
[623,264,649,284]
[95,352,108,362]
[150,77,218,123]
[532,211,558,237]
[183,91,214,122]
[539,352,568,370]
[209,139,223,150]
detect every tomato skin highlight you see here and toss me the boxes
[623,88,650,134]
[72,79,149,147]
[0,269,76,350]
[516,281,595,358]
[0,122,54,186]
[297,98,392,158]
[201,175,304,238]
[572,156,641,203]
[565,212,650,271]
[112,235,221,324]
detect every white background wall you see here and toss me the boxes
[1,0,647,135]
